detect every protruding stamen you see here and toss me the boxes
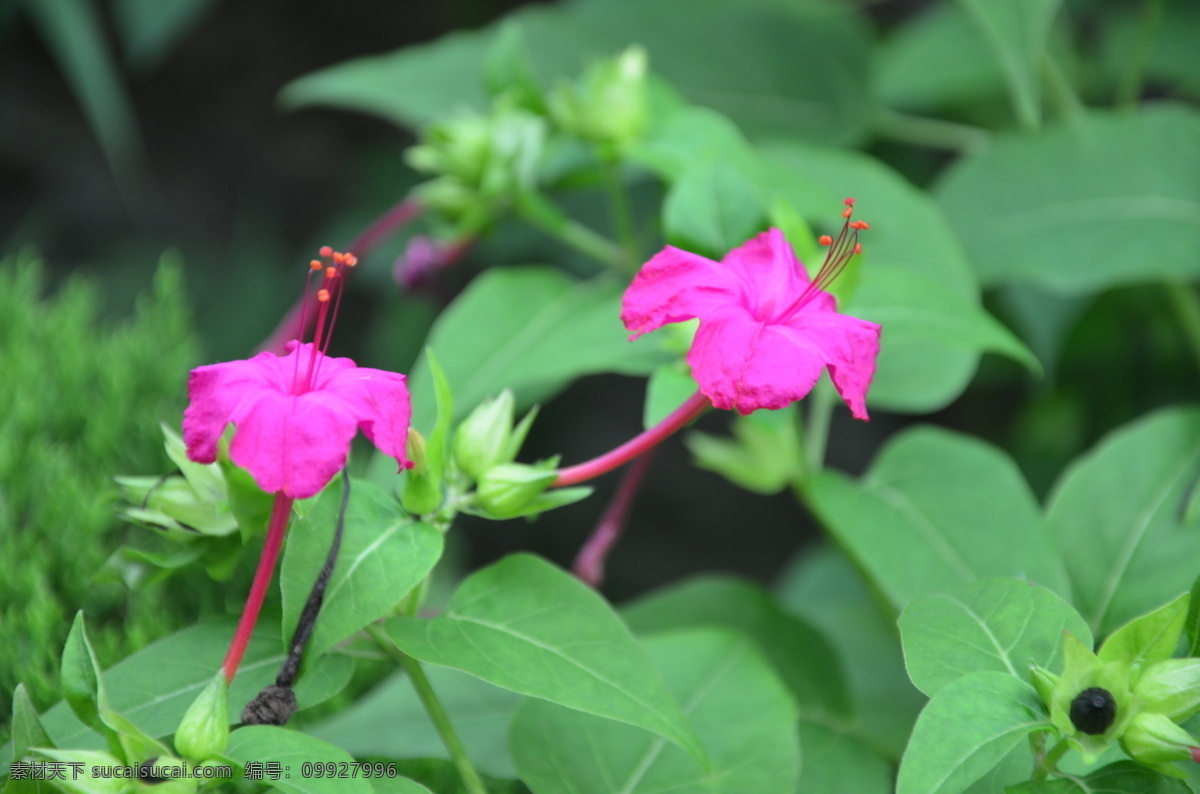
[319,245,333,258]
[841,207,852,218]
[780,200,869,318]
[818,235,833,246]
[844,197,855,207]
[309,260,322,271]
[344,254,358,267]
[325,266,337,280]
[317,289,331,303]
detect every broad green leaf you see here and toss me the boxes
[662,161,766,259]
[404,268,668,433]
[385,554,706,765]
[223,726,373,794]
[61,613,107,736]
[376,760,524,794]
[897,672,1051,794]
[1007,760,1192,793]
[776,545,925,760]
[1098,592,1189,677]
[936,106,1200,294]
[1186,572,1200,657]
[955,0,1062,129]
[807,426,1069,609]
[795,720,892,794]
[762,141,1036,412]
[622,576,850,718]
[308,668,523,779]
[900,579,1091,697]
[875,1,1005,110]
[1046,407,1200,635]
[642,363,698,429]
[509,629,798,794]
[369,779,434,794]
[4,623,326,758]
[282,0,874,145]
[281,480,443,660]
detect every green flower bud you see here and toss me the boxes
[476,463,557,519]
[1030,663,1059,707]
[548,46,648,153]
[173,673,228,763]
[455,391,516,481]
[1120,712,1198,768]
[1135,658,1200,722]
[29,749,129,793]
[401,430,443,516]
[1046,632,1135,762]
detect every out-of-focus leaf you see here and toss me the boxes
[112,0,217,69]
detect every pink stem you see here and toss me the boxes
[573,450,654,588]
[256,197,424,354]
[553,391,711,487]
[222,494,294,683]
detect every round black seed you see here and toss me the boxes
[137,758,167,784]
[1069,687,1116,735]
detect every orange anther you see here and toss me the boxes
[853,243,863,255]
[344,253,358,266]
[317,289,331,303]
[326,266,337,280]
[818,235,833,246]
[841,208,853,218]
[319,245,333,258]
[309,259,322,270]
[850,220,870,230]
[844,197,855,207]
[332,252,345,264]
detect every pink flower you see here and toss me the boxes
[184,251,412,499]
[621,205,881,418]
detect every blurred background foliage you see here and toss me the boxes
[1,0,1197,737]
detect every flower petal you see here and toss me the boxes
[721,228,811,320]
[183,352,281,463]
[779,309,881,420]
[320,366,413,470]
[620,246,740,339]
[227,389,358,499]
[687,306,827,415]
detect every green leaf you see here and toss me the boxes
[1185,572,1200,657]
[662,161,766,259]
[761,141,1035,412]
[281,480,443,660]
[10,684,53,762]
[385,554,706,765]
[369,778,435,794]
[622,575,850,718]
[955,0,1062,129]
[897,672,1051,794]
[112,0,217,69]
[807,426,1069,609]
[509,629,798,794]
[900,579,1092,697]
[425,350,453,481]
[936,106,1200,293]
[60,613,107,736]
[1007,760,1193,793]
[1098,592,1189,678]
[282,0,874,145]
[776,544,925,760]
[223,726,374,794]
[404,268,668,433]
[795,720,893,794]
[642,363,698,429]
[685,406,803,495]
[1046,406,1200,635]
[308,669,522,778]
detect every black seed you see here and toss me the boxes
[1069,687,1116,735]
[137,758,167,784]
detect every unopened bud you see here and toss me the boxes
[1135,658,1200,723]
[455,391,516,480]
[174,673,228,762]
[476,463,556,519]
[1120,712,1199,766]
[401,430,442,515]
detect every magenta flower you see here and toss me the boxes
[184,342,412,499]
[621,205,881,419]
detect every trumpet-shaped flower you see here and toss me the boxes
[621,204,881,418]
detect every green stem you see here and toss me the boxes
[603,160,638,265]
[873,109,989,153]
[804,385,836,474]
[367,625,488,794]
[1166,282,1200,372]
[515,190,627,271]
[1033,739,1070,781]
[1116,0,1162,108]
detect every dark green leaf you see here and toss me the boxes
[897,672,1051,794]
[385,554,706,765]
[900,579,1091,697]
[795,720,893,794]
[1046,407,1200,635]
[112,0,217,69]
[509,629,798,794]
[1185,572,1200,657]
[807,426,1069,609]
[936,106,1200,293]
[308,669,522,778]
[403,268,667,433]
[9,685,52,762]
[1007,760,1193,793]
[60,613,107,736]
[662,161,766,259]
[281,480,443,660]
[223,726,374,794]
[622,576,850,718]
